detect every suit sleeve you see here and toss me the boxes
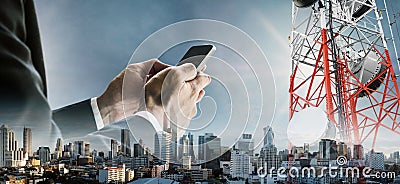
[0,0,99,142]
[0,0,53,146]
[53,100,98,139]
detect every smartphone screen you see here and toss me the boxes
[177,45,215,69]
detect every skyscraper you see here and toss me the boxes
[263,126,274,146]
[187,132,195,160]
[198,135,205,161]
[110,139,118,159]
[38,147,50,165]
[198,133,221,162]
[204,133,221,162]
[236,133,254,156]
[6,148,26,167]
[121,129,131,157]
[260,144,278,174]
[73,141,89,158]
[0,124,16,167]
[366,151,385,170]
[63,142,74,158]
[133,143,144,158]
[55,138,63,159]
[84,143,90,156]
[23,127,32,157]
[154,131,171,162]
[230,149,251,179]
[133,138,145,157]
[318,139,337,160]
[337,142,348,158]
[179,135,189,160]
[259,127,278,175]
[394,151,400,163]
[353,144,364,160]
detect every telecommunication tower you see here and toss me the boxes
[290,0,400,149]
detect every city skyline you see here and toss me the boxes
[1,122,399,183]
[2,122,398,161]
[0,124,400,163]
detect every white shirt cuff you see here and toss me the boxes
[90,97,104,130]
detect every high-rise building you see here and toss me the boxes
[55,138,63,159]
[5,148,26,167]
[198,135,205,161]
[55,138,62,151]
[169,126,178,162]
[110,139,118,159]
[260,144,278,174]
[337,142,348,158]
[236,134,254,156]
[187,132,195,160]
[73,141,88,158]
[98,151,105,158]
[198,133,221,162]
[133,143,144,158]
[182,155,192,169]
[84,143,90,156]
[278,149,289,162]
[38,147,50,165]
[178,134,191,160]
[259,127,278,175]
[154,131,171,162]
[304,143,310,153]
[204,133,221,162]
[230,149,251,179]
[394,151,400,163]
[63,142,74,158]
[366,151,384,170]
[91,149,98,158]
[0,126,26,167]
[318,139,337,160]
[178,133,196,164]
[263,126,274,146]
[23,127,32,157]
[353,144,364,160]
[121,129,131,157]
[0,124,16,167]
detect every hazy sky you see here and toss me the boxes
[29,0,400,155]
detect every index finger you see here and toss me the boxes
[149,59,170,76]
[174,63,197,82]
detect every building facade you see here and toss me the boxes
[121,129,131,157]
[0,124,17,167]
[23,127,32,157]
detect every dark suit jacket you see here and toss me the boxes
[0,0,98,140]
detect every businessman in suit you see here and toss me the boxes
[0,0,210,148]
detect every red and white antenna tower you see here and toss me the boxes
[289,0,400,149]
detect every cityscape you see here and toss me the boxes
[0,124,399,184]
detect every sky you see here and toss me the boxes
[27,0,400,156]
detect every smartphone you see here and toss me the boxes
[176,45,216,72]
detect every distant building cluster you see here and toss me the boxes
[0,123,399,184]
